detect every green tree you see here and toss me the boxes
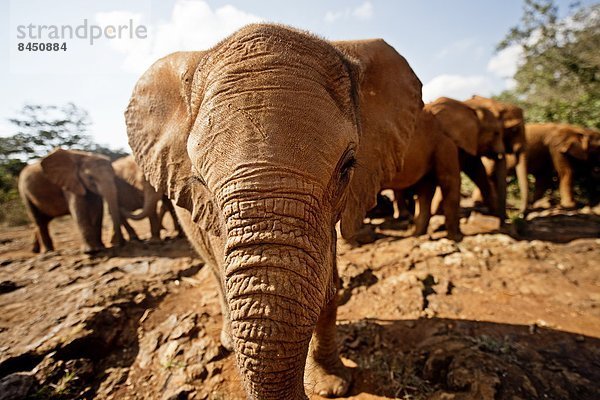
[1,103,127,161]
[496,0,600,129]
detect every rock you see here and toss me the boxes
[0,372,36,400]
[195,336,220,362]
[443,253,463,267]
[467,212,501,231]
[186,364,207,381]
[206,363,222,378]
[419,239,458,256]
[169,313,198,340]
[161,384,195,400]
[96,367,129,397]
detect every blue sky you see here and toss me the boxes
[0,0,592,151]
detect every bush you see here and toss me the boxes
[0,189,29,227]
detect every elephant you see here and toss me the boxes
[112,155,183,241]
[382,107,463,241]
[428,97,506,218]
[521,123,600,208]
[125,24,422,400]
[18,148,124,253]
[464,95,528,214]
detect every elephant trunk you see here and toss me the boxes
[122,185,161,221]
[222,192,330,400]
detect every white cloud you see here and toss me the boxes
[0,119,14,137]
[487,44,522,78]
[325,1,373,23]
[422,74,495,103]
[486,44,523,91]
[97,0,262,73]
[352,1,373,20]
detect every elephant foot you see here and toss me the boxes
[447,230,464,242]
[560,201,577,210]
[148,236,162,244]
[305,356,351,398]
[83,245,104,255]
[110,236,125,247]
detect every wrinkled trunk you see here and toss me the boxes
[222,190,330,400]
[99,181,124,246]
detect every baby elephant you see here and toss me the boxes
[125,24,423,399]
[18,148,124,253]
[112,155,183,242]
[383,107,463,241]
[523,123,600,208]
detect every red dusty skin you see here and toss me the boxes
[222,187,331,400]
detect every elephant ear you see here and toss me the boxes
[428,97,479,156]
[474,107,500,134]
[558,128,589,160]
[125,50,221,235]
[333,39,423,240]
[40,148,86,196]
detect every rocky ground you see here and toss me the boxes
[0,207,599,400]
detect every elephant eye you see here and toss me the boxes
[339,148,357,187]
[340,156,357,179]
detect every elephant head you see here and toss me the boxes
[40,148,124,246]
[554,125,596,161]
[465,95,526,155]
[427,97,505,158]
[125,24,421,399]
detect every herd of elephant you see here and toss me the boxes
[15,24,600,399]
[18,150,184,253]
[376,96,600,241]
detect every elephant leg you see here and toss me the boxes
[472,158,496,207]
[148,212,162,241]
[66,191,104,253]
[166,199,185,238]
[37,218,53,253]
[393,189,411,220]
[159,197,185,237]
[462,154,497,215]
[532,173,552,207]
[24,198,53,253]
[515,152,529,213]
[413,176,436,237]
[471,186,483,205]
[435,147,463,241]
[90,198,104,247]
[557,165,576,209]
[305,270,350,397]
[121,218,140,241]
[490,156,507,221]
[157,201,168,231]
